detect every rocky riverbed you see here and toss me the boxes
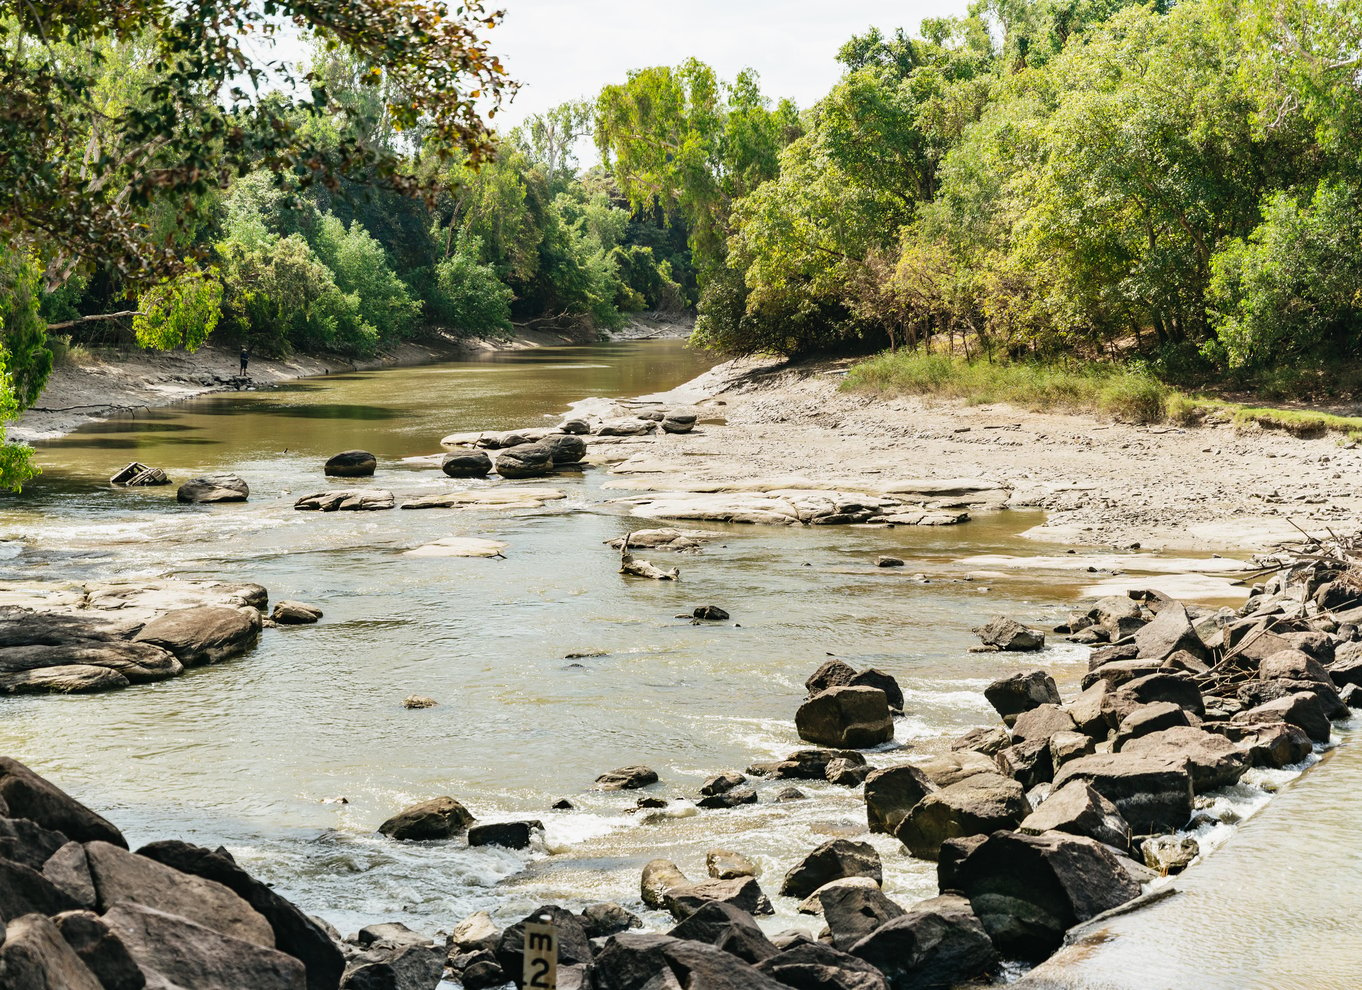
[4,534,1357,989]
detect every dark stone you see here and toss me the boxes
[43,841,97,907]
[495,905,592,981]
[757,941,890,990]
[0,856,82,920]
[323,451,376,478]
[994,737,1054,789]
[1019,781,1130,851]
[541,433,587,465]
[136,839,344,990]
[1048,731,1095,770]
[693,606,730,621]
[596,766,659,791]
[467,821,543,849]
[952,831,1141,960]
[750,749,865,782]
[666,876,774,920]
[133,605,260,667]
[983,671,1061,726]
[1120,726,1249,792]
[52,910,146,990]
[895,775,1029,860]
[0,912,104,990]
[818,882,906,951]
[1050,754,1194,833]
[0,757,125,846]
[1112,702,1191,751]
[1080,660,1164,692]
[84,841,274,948]
[377,797,474,840]
[825,759,873,787]
[1209,720,1313,768]
[0,814,68,870]
[697,787,757,810]
[700,772,746,796]
[440,451,493,478]
[1232,691,1332,742]
[706,850,757,880]
[935,836,986,894]
[950,726,1010,756]
[850,669,905,713]
[1134,601,1209,662]
[796,687,894,748]
[668,902,777,964]
[775,787,808,802]
[592,932,787,990]
[104,901,305,989]
[494,443,554,479]
[975,616,1045,651]
[341,942,444,990]
[806,659,858,695]
[1011,704,1078,742]
[177,474,249,503]
[580,902,642,939]
[780,840,882,899]
[847,895,997,990]
[1260,649,1332,684]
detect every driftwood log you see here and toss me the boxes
[619,532,680,580]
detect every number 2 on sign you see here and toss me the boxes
[523,920,558,989]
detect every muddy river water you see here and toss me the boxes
[0,340,1346,986]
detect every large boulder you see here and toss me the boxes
[642,860,690,909]
[1134,601,1209,662]
[1018,781,1130,851]
[1112,701,1191,751]
[951,830,1141,959]
[0,641,182,694]
[592,932,787,990]
[984,671,1061,726]
[1232,691,1332,742]
[780,840,882,900]
[43,841,98,907]
[756,941,890,990]
[1011,704,1079,742]
[847,895,997,990]
[580,902,641,939]
[1120,726,1249,792]
[136,840,344,990]
[495,905,593,980]
[795,687,894,748]
[440,451,493,478]
[0,912,105,990]
[661,413,698,434]
[323,451,376,478]
[0,816,71,870]
[467,821,543,849]
[1210,720,1312,768]
[896,775,1029,860]
[975,616,1045,652]
[494,443,555,479]
[377,797,474,840]
[541,433,587,465]
[177,475,249,504]
[341,942,444,990]
[0,856,82,919]
[1260,649,1332,685]
[0,758,125,846]
[749,749,865,781]
[667,902,777,964]
[1050,753,1193,833]
[52,910,146,990]
[103,901,305,989]
[666,876,774,921]
[133,606,260,667]
[84,841,274,948]
[817,882,906,951]
[293,490,395,512]
[271,601,323,625]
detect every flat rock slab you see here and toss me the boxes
[622,489,934,527]
[400,488,566,510]
[293,490,395,511]
[404,537,508,558]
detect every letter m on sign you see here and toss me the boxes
[523,920,558,989]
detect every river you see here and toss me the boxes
[0,339,1320,980]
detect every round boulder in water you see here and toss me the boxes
[494,443,553,479]
[324,450,376,478]
[441,450,493,478]
[541,433,587,465]
[176,474,249,503]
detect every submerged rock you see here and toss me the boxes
[293,490,395,512]
[440,451,493,478]
[596,765,659,790]
[271,601,322,625]
[974,616,1045,652]
[494,443,555,478]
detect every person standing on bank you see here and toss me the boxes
[239,346,250,376]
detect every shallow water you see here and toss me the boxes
[0,340,1270,957]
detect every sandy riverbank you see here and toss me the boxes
[614,358,1362,553]
[11,314,694,444]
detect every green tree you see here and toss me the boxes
[310,215,422,343]
[132,268,223,352]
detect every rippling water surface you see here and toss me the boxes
[0,340,1290,969]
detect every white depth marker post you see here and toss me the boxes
[523,915,558,990]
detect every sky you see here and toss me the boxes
[487,0,972,128]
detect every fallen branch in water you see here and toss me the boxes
[619,532,680,580]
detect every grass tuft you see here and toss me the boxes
[842,351,1174,424]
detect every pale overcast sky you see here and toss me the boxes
[489,0,972,126]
